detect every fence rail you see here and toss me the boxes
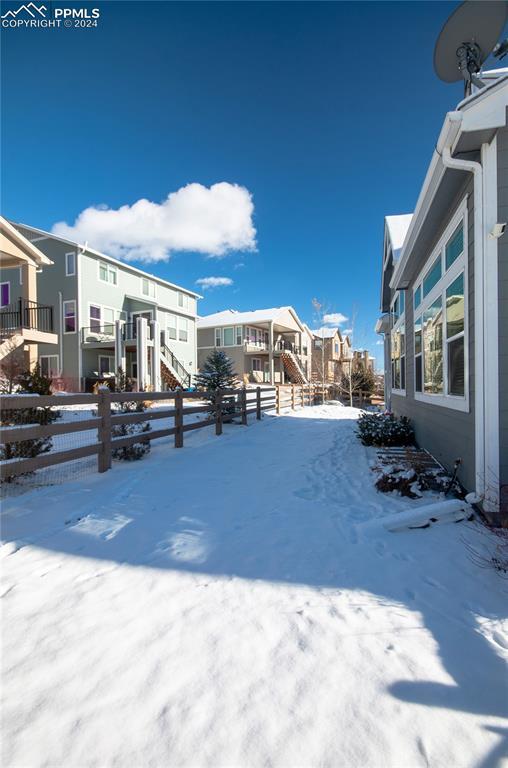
[0,384,332,482]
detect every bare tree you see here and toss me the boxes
[0,338,25,393]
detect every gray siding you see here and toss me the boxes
[498,124,508,499]
[390,175,476,492]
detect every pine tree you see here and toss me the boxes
[111,367,151,461]
[194,350,238,393]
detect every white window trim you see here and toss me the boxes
[390,291,406,396]
[98,354,115,376]
[214,327,222,347]
[141,277,156,299]
[222,325,236,347]
[178,316,189,343]
[413,199,469,412]
[63,299,77,335]
[39,354,60,377]
[0,281,10,307]
[65,251,76,277]
[98,260,117,285]
[166,312,177,341]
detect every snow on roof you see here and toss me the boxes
[198,307,295,329]
[385,214,413,261]
[310,327,339,338]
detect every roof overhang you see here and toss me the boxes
[0,216,53,268]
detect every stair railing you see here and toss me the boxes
[160,342,191,388]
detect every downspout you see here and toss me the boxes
[440,112,485,503]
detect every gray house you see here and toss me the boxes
[377,70,508,519]
[197,307,312,385]
[2,223,200,391]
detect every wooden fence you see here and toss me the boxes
[0,384,335,481]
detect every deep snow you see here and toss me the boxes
[1,405,507,768]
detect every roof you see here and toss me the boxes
[198,306,303,329]
[385,214,413,261]
[11,221,202,299]
[310,327,340,339]
[0,216,53,267]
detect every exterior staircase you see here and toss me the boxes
[0,333,24,362]
[160,343,191,389]
[281,350,308,385]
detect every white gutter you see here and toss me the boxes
[439,113,486,505]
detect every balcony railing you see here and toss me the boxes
[81,324,115,343]
[275,340,308,356]
[122,322,152,341]
[0,298,54,335]
[244,340,269,352]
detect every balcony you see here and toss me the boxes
[81,322,153,346]
[275,340,308,357]
[0,298,57,345]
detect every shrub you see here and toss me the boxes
[111,368,151,461]
[0,363,60,480]
[357,412,414,447]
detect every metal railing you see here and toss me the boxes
[122,322,152,341]
[161,343,191,388]
[0,298,54,334]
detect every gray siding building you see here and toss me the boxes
[377,72,508,520]
[2,223,200,391]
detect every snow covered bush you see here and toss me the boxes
[357,412,414,447]
[111,369,151,461]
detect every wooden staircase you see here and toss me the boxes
[281,351,307,385]
[160,360,181,390]
[160,343,191,390]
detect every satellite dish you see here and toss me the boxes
[434,1,508,93]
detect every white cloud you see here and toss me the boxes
[323,312,348,325]
[195,276,233,290]
[52,182,257,263]
[342,328,353,335]
[376,339,384,346]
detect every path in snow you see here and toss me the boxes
[1,405,507,767]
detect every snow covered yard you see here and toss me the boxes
[1,404,507,768]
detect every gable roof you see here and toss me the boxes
[310,327,342,340]
[11,221,202,298]
[198,306,306,332]
[0,216,53,268]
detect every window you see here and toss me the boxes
[334,342,340,355]
[252,358,262,372]
[445,224,463,270]
[236,326,243,345]
[423,256,442,297]
[179,316,188,342]
[142,278,156,298]
[414,285,421,310]
[167,314,177,340]
[89,304,101,331]
[178,292,190,310]
[390,290,405,393]
[0,282,10,307]
[423,298,443,394]
[413,202,468,409]
[39,355,60,378]
[103,307,115,334]
[98,261,117,285]
[223,326,235,346]
[65,252,76,276]
[99,355,115,376]
[446,273,465,396]
[63,300,76,333]
[215,328,222,347]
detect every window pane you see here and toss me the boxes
[414,317,422,355]
[215,328,221,347]
[40,357,49,377]
[109,267,117,285]
[142,279,148,294]
[415,355,422,393]
[99,263,108,281]
[445,224,463,270]
[167,315,177,340]
[446,272,464,338]
[223,327,234,346]
[423,297,443,393]
[448,336,465,396]
[1,283,10,306]
[90,305,101,330]
[236,326,242,345]
[423,256,442,297]
[414,285,421,309]
[399,291,405,315]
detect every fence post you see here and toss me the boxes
[276,386,280,415]
[97,386,112,473]
[174,389,184,447]
[215,390,223,435]
[241,387,248,425]
[256,386,261,420]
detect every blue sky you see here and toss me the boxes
[1,0,500,365]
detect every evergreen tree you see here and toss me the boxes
[111,367,151,461]
[194,350,238,393]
